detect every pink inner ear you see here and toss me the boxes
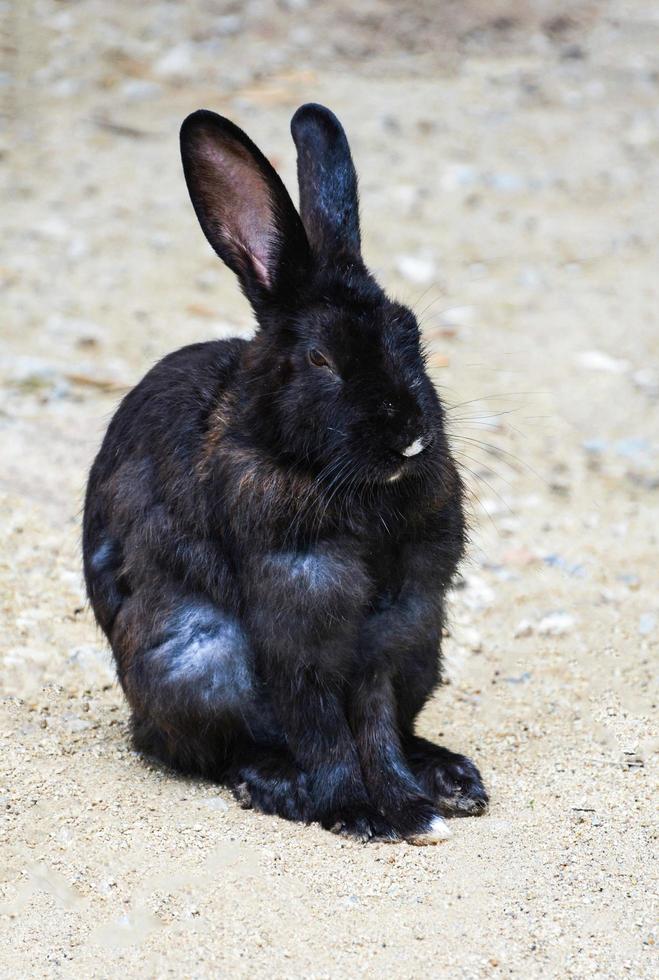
[194,132,276,288]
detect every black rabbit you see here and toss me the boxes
[83,104,488,843]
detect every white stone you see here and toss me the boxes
[575,350,630,374]
[514,619,534,638]
[154,43,196,80]
[395,253,437,285]
[537,612,575,636]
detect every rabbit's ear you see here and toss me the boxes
[180,109,311,308]
[290,103,361,261]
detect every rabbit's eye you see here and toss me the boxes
[308,348,331,369]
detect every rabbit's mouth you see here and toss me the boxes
[383,455,420,484]
[382,433,434,484]
[401,437,425,458]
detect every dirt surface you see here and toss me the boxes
[1,1,658,977]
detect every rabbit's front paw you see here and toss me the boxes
[432,759,488,816]
[322,804,398,842]
[386,796,452,845]
[406,739,488,817]
[433,753,488,817]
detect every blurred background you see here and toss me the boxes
[1,2,657,977]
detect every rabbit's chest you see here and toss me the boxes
[363,537,407,611]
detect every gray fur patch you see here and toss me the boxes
[148,602,253,710]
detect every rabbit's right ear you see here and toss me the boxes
[180,110,311,310]
[291,104,361,262]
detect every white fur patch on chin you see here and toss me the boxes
[407,816,452,846]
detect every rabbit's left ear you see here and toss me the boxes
[291,103,361,261]
[180,109,311,311]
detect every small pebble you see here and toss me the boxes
[582,438,607,455]
[456,574,496,612]
[454,626,483,652]
[638,613,656,636]
[120,79,163,102]
[199,796,229,812]
[487,172,525,192]
[614,437,650,459]
[440,164,478,190]
[632,369,659,398]
[575,350,630,374]
[441,306,475,326]
[216,14,243,35]
[503,671,532,684]
[542,554,586,578]
[154,43,197,80]
[537,612,575,636]
[395,253,437,285]
[514,619,534,638]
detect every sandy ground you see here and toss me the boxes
[1,1,658,977]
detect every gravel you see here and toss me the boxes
[1,1,657,978]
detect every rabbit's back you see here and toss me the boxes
[88,338,245,485]
[83,338,246,638]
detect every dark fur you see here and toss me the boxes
[83,103,487,841]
